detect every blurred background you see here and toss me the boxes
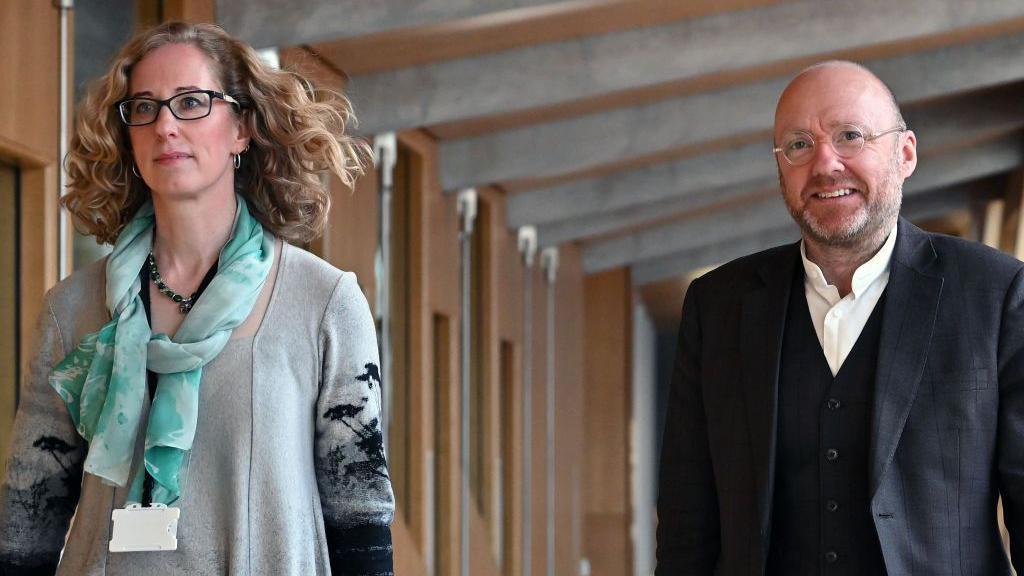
[4,1,1024,574]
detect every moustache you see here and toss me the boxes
[802,174,865,194]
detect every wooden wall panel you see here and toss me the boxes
[425,136,463,576]
[584,267,633,576]
[0,2,60,161]
[19,167,60,376]
[397,132,430,561]
[555,244,586,576]
[402,130,588,576]
[494,193,526,576]
[163,0,216,23]
[0,1,62,382]
[399,129,436,568]
[320,172,379,309]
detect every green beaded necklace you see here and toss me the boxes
[147,252,197,314]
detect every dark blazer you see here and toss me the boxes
[656,218,1024,575]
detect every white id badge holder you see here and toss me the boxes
[109,503,180,552]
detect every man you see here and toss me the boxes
[656,61,1024,575]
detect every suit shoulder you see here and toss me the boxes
[691,241,797,292]
[928,232,1023,282]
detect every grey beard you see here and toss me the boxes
[786,155,903,249]
[797,182,901,249]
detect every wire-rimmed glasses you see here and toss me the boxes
[773,123,906,166]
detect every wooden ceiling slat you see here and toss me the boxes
[344,0,1024,135]
[218,0,562,49]
[439,30,1024,190]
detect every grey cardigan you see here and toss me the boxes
[0,242,395,575]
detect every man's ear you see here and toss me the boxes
[899,129,917,179]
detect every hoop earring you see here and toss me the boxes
[131,163,141,178]
[233,153,241,170]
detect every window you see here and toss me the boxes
[499,340,517,573]
[0,160,19,480]
[72,0,159,270]
[388,143,414,521]
[470,198,491,514]
[433,313,453,576]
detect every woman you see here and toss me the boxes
[0,22,393,575]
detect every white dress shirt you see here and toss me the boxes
[800,226,897,376]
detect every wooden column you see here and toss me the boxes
[583,267,633,576]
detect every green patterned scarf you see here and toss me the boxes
[49,195,274,505]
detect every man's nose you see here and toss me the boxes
[809,139,845,176]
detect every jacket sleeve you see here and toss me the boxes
[655,278,720,575]
[997,265,1024,569]
[0,297,85,575]
[315,272,395,576]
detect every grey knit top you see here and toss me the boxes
[0,242,395,575]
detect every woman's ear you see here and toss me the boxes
[233,111,251,155]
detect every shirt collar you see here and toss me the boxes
[800,224,898,299]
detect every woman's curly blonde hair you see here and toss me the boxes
[63,21,370,245]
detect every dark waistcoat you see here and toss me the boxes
[766,272,888,575]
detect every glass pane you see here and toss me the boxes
[470,199,490,514]
[0,160,19,481]
[433,314,452,576]
[500,340,516,573]
[388,143,413,522]
[72,0,144,270]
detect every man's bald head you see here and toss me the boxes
[776,60,904,130]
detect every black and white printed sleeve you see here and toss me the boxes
[0,297,86,575]
[315,272,395,576]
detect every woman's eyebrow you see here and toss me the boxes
[126,86,203,98]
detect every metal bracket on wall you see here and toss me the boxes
[457,187,478,237]
[518,226,538,267]
[456,187,477,576]
[517,224,537,576]
[540,246,558,576]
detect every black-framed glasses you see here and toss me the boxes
[115,89,241,127]
[773,123,906,166]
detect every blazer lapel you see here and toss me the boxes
[869,219,943,498]
[740,244,798,545]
